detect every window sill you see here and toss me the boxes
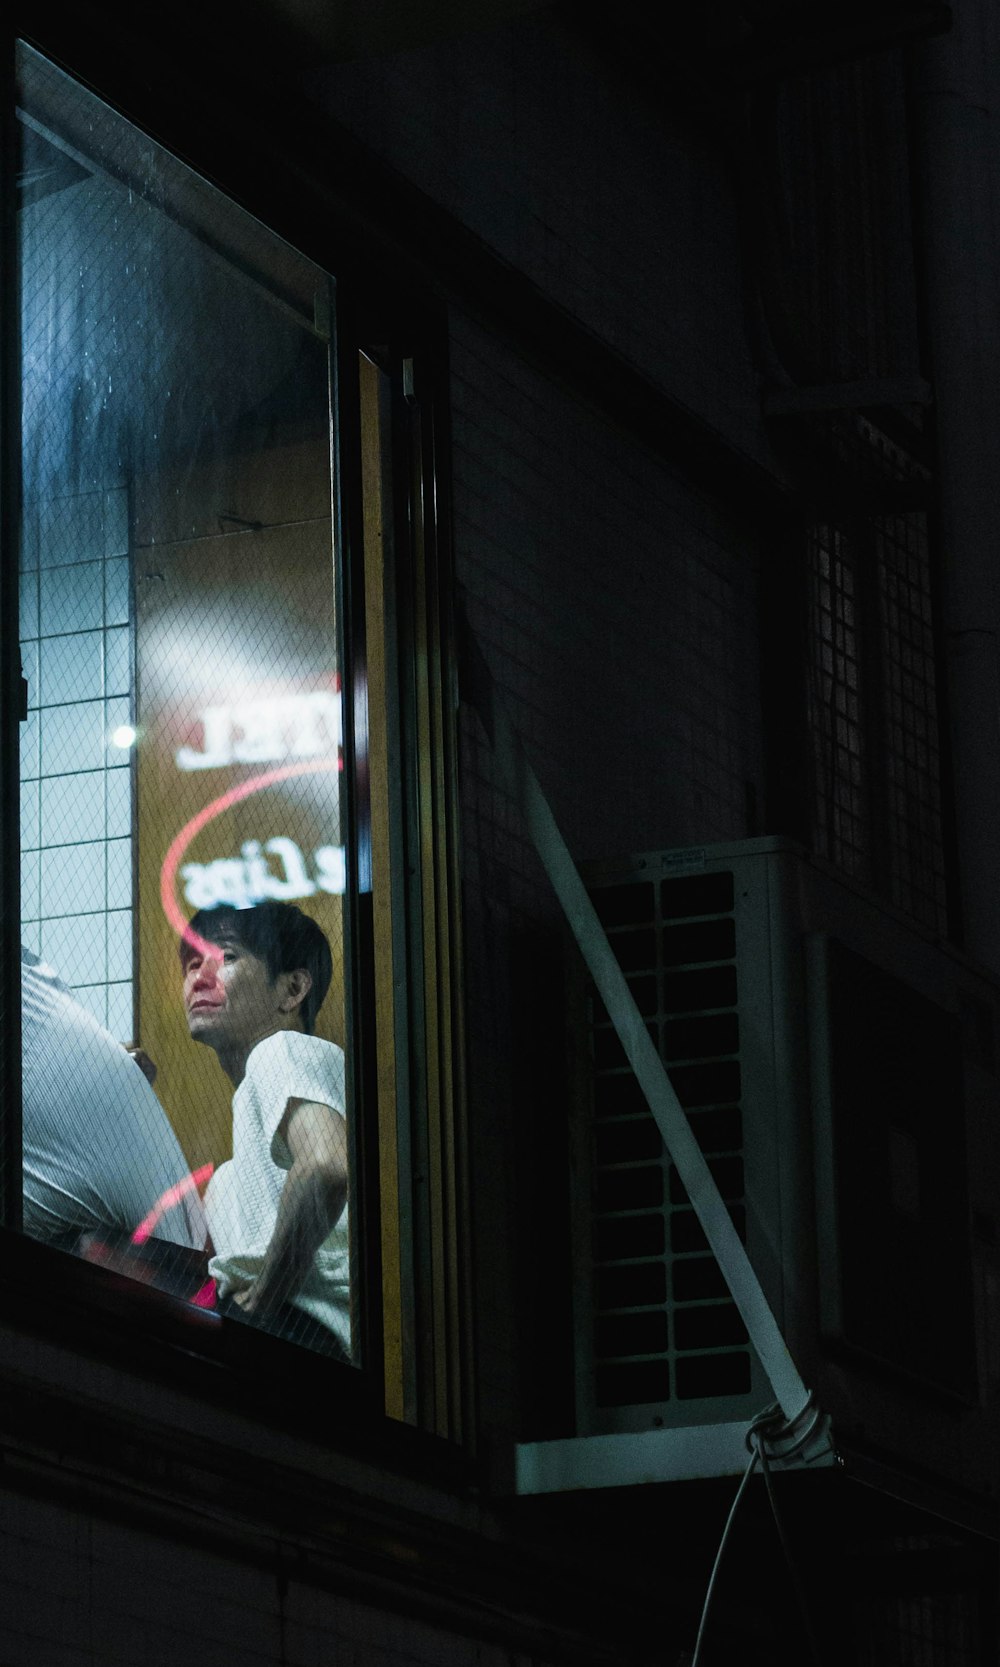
[0,1228,472,1495]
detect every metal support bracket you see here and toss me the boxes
[461,611,835,1459]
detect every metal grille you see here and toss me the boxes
[808,522,870,882]
[806,429,947,937]
[582,868,750,1427]
[877,511,948,932]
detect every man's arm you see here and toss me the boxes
[234,1098,348,1318]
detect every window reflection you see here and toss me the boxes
[16,45,352,1360]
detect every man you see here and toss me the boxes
[21,945,207,1257]
[179,900,350,1359]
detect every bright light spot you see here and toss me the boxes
[111,724,137,749]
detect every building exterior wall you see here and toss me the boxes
[0,1492,536,1667]
[312,13,767,460]
[1,3,999,1664]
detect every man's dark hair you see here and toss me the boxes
[180,901,333,1034]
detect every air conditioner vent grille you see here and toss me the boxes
[557,839,997,1497]
[581,866,755,1426]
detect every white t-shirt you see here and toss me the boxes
[20,947,207,1249]
[205,1029,350,1353]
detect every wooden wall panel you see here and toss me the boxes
[134,442,344,1173]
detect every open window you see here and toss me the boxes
[5,42,466,1431]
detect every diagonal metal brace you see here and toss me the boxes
[462,613,825,1433]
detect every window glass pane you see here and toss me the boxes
[15,45,354,1363]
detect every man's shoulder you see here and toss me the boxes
[247,1029,346,1093]
[253,1029,344,1063]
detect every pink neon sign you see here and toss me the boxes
[159,759,341,948]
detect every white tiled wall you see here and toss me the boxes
[19,486,135,1040]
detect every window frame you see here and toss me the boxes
[0,19,470,1455]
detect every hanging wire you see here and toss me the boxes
[688,1401,828,1667]
[756,1436,827,1666]
[689,1441,759,1667]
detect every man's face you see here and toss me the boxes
[182,933,282,1056]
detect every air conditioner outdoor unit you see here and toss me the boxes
[516,837,1000,1521]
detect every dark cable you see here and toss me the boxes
[689,1444,759,1667]
[755,1438,827,1667]
[689,1401,828,1667]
